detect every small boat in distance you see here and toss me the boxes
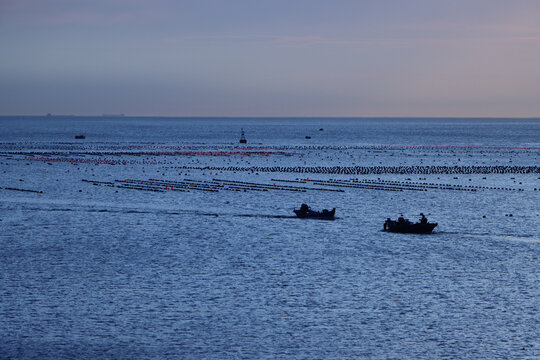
[239,129,247,144]
[294,204,336,220]
[383,213,437,234]
[74,135,86,139]
[102,113,125,117]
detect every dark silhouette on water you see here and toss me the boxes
[294,203,335,220]
[239,129,247,144]
[74,135,85,139]
[383,214,437,233]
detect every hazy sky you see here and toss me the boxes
[1,0,539,117]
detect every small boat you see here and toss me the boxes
[294,204,336,220]
[383,214,437,234]
[74,135,85,139]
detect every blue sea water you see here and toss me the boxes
[0,117,539,359]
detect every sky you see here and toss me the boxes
[0,0,539,117]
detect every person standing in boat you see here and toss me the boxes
[420,213,427,224]
[384,218,391,231]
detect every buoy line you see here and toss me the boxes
[179,165,540,175]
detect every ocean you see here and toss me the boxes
[1,117,539,359]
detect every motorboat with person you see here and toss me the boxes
[294,203,336,220]
[383,213,437,233]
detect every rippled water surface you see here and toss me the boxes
[1,117,539,359]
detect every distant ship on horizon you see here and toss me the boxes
[45,113,125,117]
[102,113,125,117]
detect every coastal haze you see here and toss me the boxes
[1,117,539,358]
[1,0,540,117]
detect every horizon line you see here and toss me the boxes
[1,114,540,119]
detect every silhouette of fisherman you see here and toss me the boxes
[384,217,391,231]
[420,213,427,224]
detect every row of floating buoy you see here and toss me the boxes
[313,181,405,192]
[81,173,533,195]
[281,178,471,192]
[211,178,342,193]
[81,179,114,187]
[179,165,540,175]
[348,178,521,191]
[22,156,161,166]
[17,149,294,158]
[2,142,538,151]
[81,178,343,194]
[0,186,43,194]
[12,150,534,170]
[268,177,529,193]
[358,179,523,192]
[248,144,540,152]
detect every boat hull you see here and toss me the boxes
[294,208,335,220]
[383,220,437,234]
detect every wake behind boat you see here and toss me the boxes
[383,213,437,234]
[294,203,335,220]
